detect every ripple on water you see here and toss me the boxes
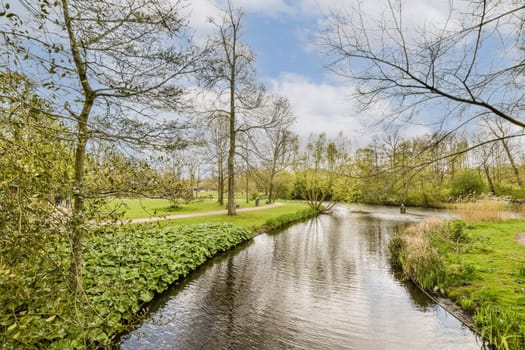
[121,207,481,350]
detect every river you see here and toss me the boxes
[121,205,482,349]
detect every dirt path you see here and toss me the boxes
[517,232,525,247]
[120,202,285,224]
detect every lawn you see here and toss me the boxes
[391,218,525,349]
[105,193,259,219]
[135,200,313,231]
[444,220,525,311]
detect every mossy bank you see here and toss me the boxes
[390,218,525,349]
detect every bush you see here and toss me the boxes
[447,220,470,242]
[450,170,485,198]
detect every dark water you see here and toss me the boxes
[121,205,481,349]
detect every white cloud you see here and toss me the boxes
[266,73,383,147]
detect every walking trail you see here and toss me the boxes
[518,232,525,247]
[121,202,284,224]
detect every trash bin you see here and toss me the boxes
[255,198,260,207]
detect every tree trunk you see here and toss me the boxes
[483,163,496,194]
[501,139,523,188]
[227,69,236,215]
[62,0,95,296]
[71,133,85,296]
[245,166,249,203]
[218,155,224,205]
[226,17,237,216]
[268,173,275,203]
[227,129,236,214]
[70,100,92,296]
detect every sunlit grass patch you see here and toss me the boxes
[390,218,525,349]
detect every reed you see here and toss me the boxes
[390,218,447,291]
[453,197,507,223]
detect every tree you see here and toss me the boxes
[295,133,349,212]
[199,1,266,215]
[2,0,198,294]
[485,118,524,188]
[247,97,296,203]
[325,1,525,151]
[204,117,229,205]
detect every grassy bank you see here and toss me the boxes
[390,218,525,349]
[137,201,314,230]
[1,203,317,348]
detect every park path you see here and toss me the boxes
[518,232,525,247]
[121,202,284,224]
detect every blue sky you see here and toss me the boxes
[187,0,525,149]
[186,0,461,147]
[243,13,325,83]
[186,0,375,145]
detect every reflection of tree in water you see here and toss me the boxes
[269,215,357,299]
[123,211,478,350]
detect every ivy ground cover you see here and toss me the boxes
[1,223,252,349]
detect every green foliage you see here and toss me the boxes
[460,296,475,312]
[518,266,525,278]
[447,220,470,243]
[264,208,318,230]
[391,219,525,349]
[0,223,252,348]
[475,304,523,350]
[450,170,486,198]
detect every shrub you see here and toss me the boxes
[447,220,470,243]
[450,170,485,198]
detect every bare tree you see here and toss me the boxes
[485,118,524,188]
[204,116,229,205]
[251,97,297,203]
[199,1,267,215]
[325,1,525,145]
[1,0,199,294]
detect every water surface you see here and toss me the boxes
[121,205,481,349]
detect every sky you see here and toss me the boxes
[186,0,371,146]
[185,0,457,147]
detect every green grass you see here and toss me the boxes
[441,221,525,311]
[391,219,525,349]
[135,201,313,231]
[105,194,258,219]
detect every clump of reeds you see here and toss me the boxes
[475,304,525,350]
[453,196,506,223]
[390,218,448,292]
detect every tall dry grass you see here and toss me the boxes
[452,198,507,223]
[390,218,448,291]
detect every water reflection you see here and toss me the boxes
[121,205,481,350]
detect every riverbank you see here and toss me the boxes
[1,204,318,349]
[390,218,525,349]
